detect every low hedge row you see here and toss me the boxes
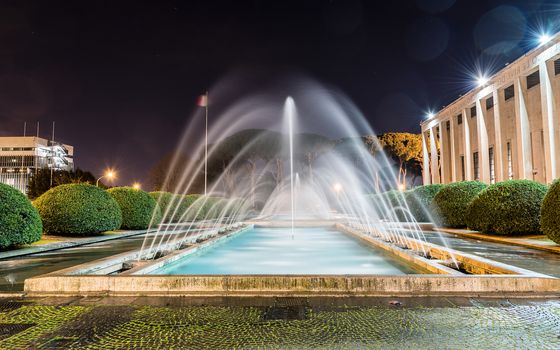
[377,180,558,240]
[466,180,547,235]
[0,183,42,248]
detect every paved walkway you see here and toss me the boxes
[0,230,153,260]
[0,296,558,349]
[436,227,560,254]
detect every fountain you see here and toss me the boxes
[135,78,447,262]
[24,77,558,297]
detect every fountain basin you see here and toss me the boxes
[23,222,560,297]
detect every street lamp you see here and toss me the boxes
[96,169,116,187]
[132,182,141,190]
[333,183,342,193]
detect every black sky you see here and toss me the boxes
[0,0,558,186]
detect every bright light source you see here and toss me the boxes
[333,183,342,193]
[476,75,489,87]
[397,183,406,192]
[105,170,115,179]
[539,33,552,45]
[426,112,435,119]
[132,182,141,190]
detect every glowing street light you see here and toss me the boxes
[333,183,342,193]
[96,169,116,187]
[539,33,552,46]
[132,182,141,190]
[397,183,406,192]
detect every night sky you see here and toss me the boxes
[1,0,558,186]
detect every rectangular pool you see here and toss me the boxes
[152,226,418,275]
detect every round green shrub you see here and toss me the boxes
[466,180,547,235]
[150,192,201,222]
[34,183,122,235]
[0,183,42,248]
[108,187,162,229]
[405,184,445,222]
[185,195,226,220]
[540,179,560,243]
[432,181,487,228]
[369,190,410,222]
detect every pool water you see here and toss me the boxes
[153,226,418,275]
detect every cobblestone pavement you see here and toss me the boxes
[0,297,558,349]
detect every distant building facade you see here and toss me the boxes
[0,137,74,194]
[421,33,560,185]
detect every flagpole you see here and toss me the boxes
[204,90,208,196]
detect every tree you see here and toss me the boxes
[27,168,96,199]
[377,132,423,188]
[297,133,334,181]
[147,152,204,193]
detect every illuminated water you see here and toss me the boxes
[153,227,418,275]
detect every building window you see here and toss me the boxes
[555,58,560,75]
[507,141,513,179]
[446,120,450,131]
[526,70,540,89]
[470,106,477,118]
[457,114,463,125]
[460,155,465,181]
[489,147,495,184]
[473,152,480,181]
[504,85,514,100]
[486,97,494,110]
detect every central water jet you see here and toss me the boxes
[285,97,295,239]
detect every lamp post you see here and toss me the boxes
[96,170,115,187]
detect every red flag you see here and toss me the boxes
[197,94,208,107]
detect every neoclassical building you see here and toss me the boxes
[421,33,560,185]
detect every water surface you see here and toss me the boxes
[154,226,417,275]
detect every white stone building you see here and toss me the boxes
[0,136,74,194]
[421,33,560,185]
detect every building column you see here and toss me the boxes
[539,60,558,182]
[449,118,457,182]
[492,89,504,182]
[422,130,431,185]
[462,109,472,181]
[429,127,440,184]
[513,77,533,179]
[476,98,490,183]
[438,121,446,183]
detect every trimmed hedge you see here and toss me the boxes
[432,181,487,228]
[0,183,42,248]
[108,187,162,229]
[34,183,122,235]
[405,184,445,222]
[369,190,409,222]
[466,180,547,235]
[149,192,199,223]
[541,179,560,243]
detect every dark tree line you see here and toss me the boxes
[27,168,97,199]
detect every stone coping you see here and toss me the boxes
[435,227,560,255]
[23,275,560,297]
